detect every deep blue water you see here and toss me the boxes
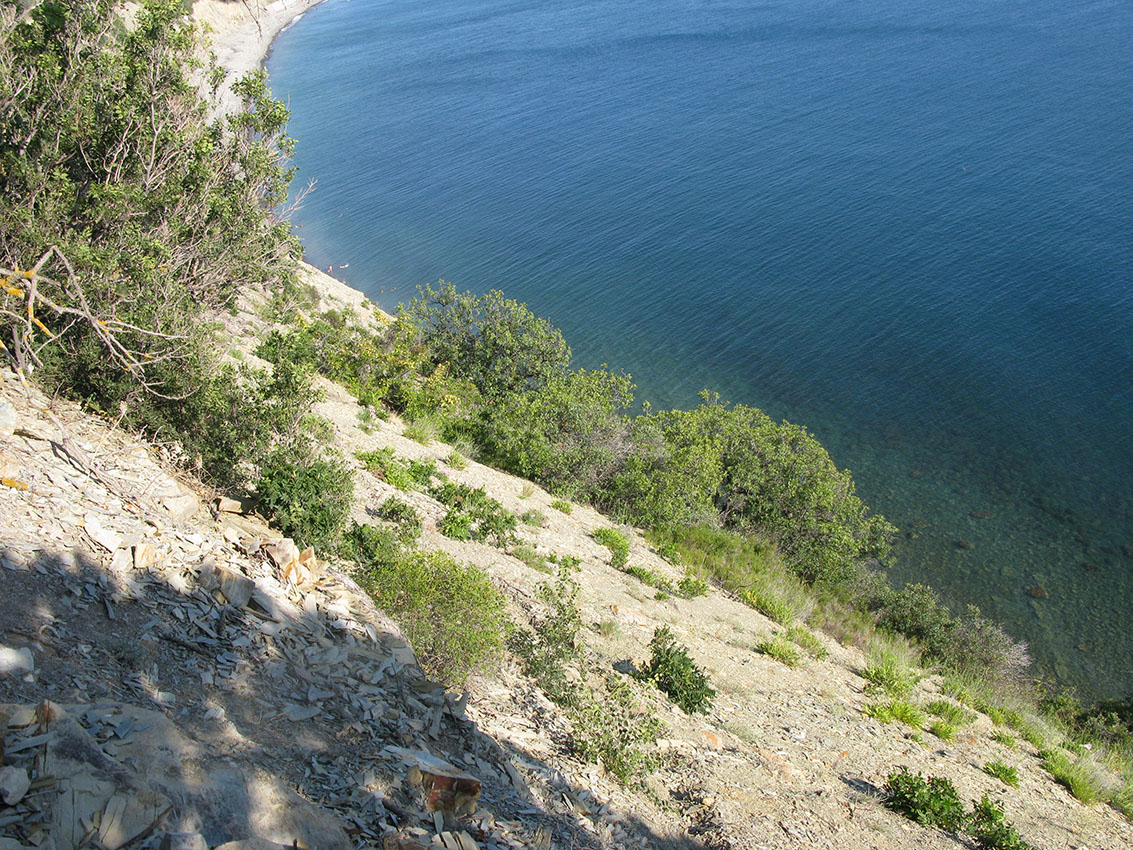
[266,0,1133,699]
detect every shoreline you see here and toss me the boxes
[193,0,330,115]
[192,0,392,318]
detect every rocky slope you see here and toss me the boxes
[1,264,1130,850]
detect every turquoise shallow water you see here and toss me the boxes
[266,0,1133,699]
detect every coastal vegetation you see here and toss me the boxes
[2,0,1132,816]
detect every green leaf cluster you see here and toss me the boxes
[637,626,715,714]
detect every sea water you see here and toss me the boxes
[266,0,1132,699]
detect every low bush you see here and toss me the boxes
[784,625,829,659]
[510,566,583,705]
[403,419,437,445]
[570,676,661,784]
[345,523,508,684]
[372,496,422,542]
[968,795,1034,850]
[625,565,675,594]
[862,639,920,698]
[356,448,437,491]
[1041,749,1107,804]
[551,499,573,514]
[593,527,631,568]
[446,450,468,470]
[927,699,975,727]
[930,720,956,741]
[983,760,1020,787]
[676,574,709,599]
[637,626,715,714]
[992,731,1017,749]
[866,700,925,729]
[255,446,354,551]
[741,588,797,625]
[430,481,517,545]
[883,769,967,831]
[511,543,551,574]
[520,509,545,527]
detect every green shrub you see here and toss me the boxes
[883,769,967,832]
[510,566,583,706]
[570,676,661,784]
[637,626,715,714]
[481,367,634,499]
[984,761,1020,787]
[345,523,508,684]
[756,636,801,668]
[784,624,828,659]
[372,496,422,542]
[676,574,709,599]
[593,527,631,568]
[430,481,517,545]
[255,446,353,551]
[968,795,1034,850]
[446,450,468,470]
[620,397,896,585]
[520,509,545,527]
[550,499,572,514]
[406,281,571,402]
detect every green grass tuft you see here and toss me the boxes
[756,636,801,668]
[984,760,1020,787]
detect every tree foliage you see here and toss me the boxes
[405,281,571,401]
[0,0,298,416]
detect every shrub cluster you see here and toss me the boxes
[883,769,1034,850]
[429,480,517,545]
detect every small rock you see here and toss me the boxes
[264,538,300,573]
[0,645,34,677]
[216,496,250,514]
[163,494,200,522]
[0,399,16,437]
[200,560,254,608]
[969,510,993,519]
[212,840,295,850]
[0,766,30,805]
[282,704,319,722]
[955,540,972,550]
[1027,585,1048,600]
[134,542,157,571]
[85,515,124,552]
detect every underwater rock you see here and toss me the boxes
[1027,585,1048,600]
[969,510,993,519]
[956,540,972,550]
